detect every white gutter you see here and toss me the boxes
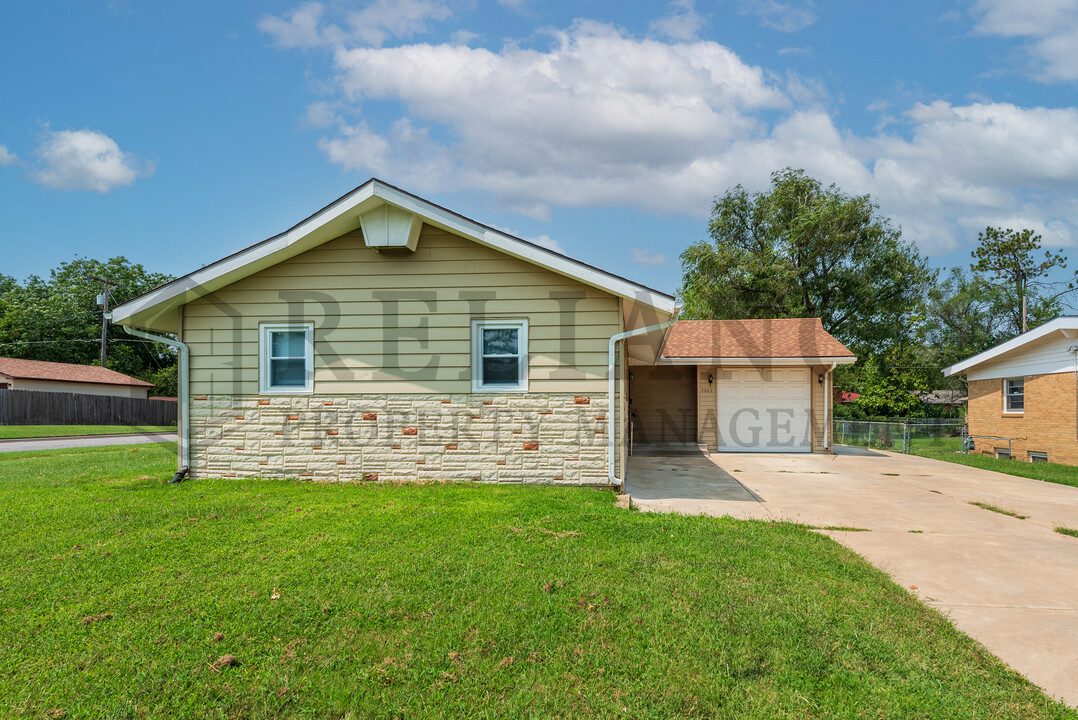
[607,315,679,487]
[124,326,189,472]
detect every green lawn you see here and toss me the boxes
[909,436,1078,489]
[0,444,1072,719]
[0,425,174,439]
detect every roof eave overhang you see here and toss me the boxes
[111,179,676,333]
[652,355,858,366]
[943,317,1078,377]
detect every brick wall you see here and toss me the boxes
[968,372,1078,464]
[189,393,609,484]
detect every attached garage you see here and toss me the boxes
[628,318,856,456]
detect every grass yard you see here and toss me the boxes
[0,445,1073,719]
[908,436,1078,489]
[0,425,174,439]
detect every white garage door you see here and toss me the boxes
[716,368,811,452]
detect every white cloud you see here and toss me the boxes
[30,129,152,192]
[268,10,1078,255]
[737,0,816,33]
[972,0,1078,81]
[259,2,327,48]
[320,21,788,216]
[650,0,705,41]
[0,145,16,166]
[630,248,668,266]
[259,0,453,49]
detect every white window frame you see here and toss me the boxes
[1029,451,1048,463]
[259,322,314,394]
[995,448,1011,460]
[471,319,528,393]
[1003,377,1024,413]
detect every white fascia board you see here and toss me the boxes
[652,356,858,366]
[943,317,1078,376]
[113,180,675,329]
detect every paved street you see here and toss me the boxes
[0,432,177,453]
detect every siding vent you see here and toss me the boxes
[359,204,422,252]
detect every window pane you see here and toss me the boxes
[271,358,307,387]
[483,357,519,385]
[271,330,306,358]
[1008,396,1024,410]
[483,328,518,356]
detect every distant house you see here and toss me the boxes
[917,389,967,413]
[0,358,153,399]
[944,317,1078,464]
[834,389,861,403]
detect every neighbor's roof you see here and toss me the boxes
[917,389,967,404]
[662,318,856,360]
[943,316,1078,376]
[111,178,676,333]
[0,357,154,388]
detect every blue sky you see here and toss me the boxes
[2,0,1077,296]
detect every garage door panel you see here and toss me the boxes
[717,368,811,453]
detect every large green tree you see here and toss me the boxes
[679,168,935,355]
[0,257,177,394]
[970,227,1070,335]
[922,267,1017,367]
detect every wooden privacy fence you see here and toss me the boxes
[0,389,177,426]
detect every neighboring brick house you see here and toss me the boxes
[0,357,153,398]
[110,179,854,486]
[944,317,1078,464]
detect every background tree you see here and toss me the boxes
[679,168,935,356]
[970,227,1071,334]
[0,257,177,394]
[853,355,930,419]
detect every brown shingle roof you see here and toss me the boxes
[662,319,855,359]
[0,357,154,388]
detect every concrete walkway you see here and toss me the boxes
[0,432,177,453]
[625,447,1078,706]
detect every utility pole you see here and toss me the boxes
[87,275,119,367]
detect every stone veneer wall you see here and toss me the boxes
[189,393,609,485]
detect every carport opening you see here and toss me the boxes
[629,365,697,452]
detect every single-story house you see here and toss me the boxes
[110,179,855,486]
[0,357,153,398]
[944,316,1078,464]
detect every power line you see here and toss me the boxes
[0,339,165,346]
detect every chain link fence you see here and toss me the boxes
[833,418,966,454]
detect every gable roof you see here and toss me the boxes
[0,357,154,388]
[661,318,856,361]
[111,179,677,333]
[943,316,1078,376]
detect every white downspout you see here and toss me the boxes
[825,361,836,450]
[608,317,679,487]
[124,326,190,472]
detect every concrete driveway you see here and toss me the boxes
[625,447,1078,706]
